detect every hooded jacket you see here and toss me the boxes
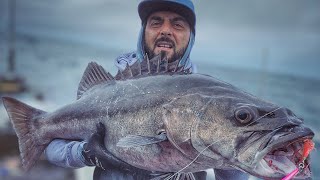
[115,0,197,73]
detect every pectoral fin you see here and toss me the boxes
[117,132,167,148]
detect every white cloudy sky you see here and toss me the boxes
[0,0,319,79]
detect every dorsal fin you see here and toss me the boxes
[129,60,142,76]
[114,53,192,80]
[159,56,168,73]
[167,58,179,72]
[122,63,133,78]
[114,69,124,80]
[77,62,114,99]
[149,53,161,73]
[140,54,150,75]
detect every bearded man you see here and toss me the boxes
[45,1,249,180]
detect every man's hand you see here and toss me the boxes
[82,122,146,172]
[81,122,157,179]
[82,122,109,170]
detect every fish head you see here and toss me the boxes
[163,90,314,179]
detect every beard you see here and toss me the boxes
[144,37,187,63]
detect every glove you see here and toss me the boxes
[82,122,162,179]
[81,122,109,169]
[81,122,151,175]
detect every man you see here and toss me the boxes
[45,0,249,179]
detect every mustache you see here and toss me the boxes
[154,37,175,48]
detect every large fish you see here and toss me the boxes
[2,55,314,179]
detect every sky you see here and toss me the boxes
[0,0,319,79]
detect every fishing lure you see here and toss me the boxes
[282,168,299,180]
[281,139,314,180]
[301,139,314,162]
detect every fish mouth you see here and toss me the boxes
[254,128,314,179]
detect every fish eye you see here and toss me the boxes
[235,108,252,124]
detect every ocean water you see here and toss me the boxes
[0,34,319,179]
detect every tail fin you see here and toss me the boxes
[2,97,47,171]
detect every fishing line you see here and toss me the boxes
[164,140,220,180]
[246,106,283,127]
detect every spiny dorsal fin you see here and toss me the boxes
[159,56,168,73]
[149,53,161,73]
[122,63,133,78]
[114,53,192,80]
[77,62,114,99]
[129,60,142,76]
[140,54,150,75]
[167,59,179,72]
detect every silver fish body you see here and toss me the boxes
[2,61,314,179]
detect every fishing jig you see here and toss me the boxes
[281,139,314,180]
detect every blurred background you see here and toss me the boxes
[0,0,319,179]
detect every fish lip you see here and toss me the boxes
[257,128,314,160]
[252,129,314,179]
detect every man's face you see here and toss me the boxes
[144,11,191,62]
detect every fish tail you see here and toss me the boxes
[2,97,47,171]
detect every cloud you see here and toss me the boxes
[194,0,320,32]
